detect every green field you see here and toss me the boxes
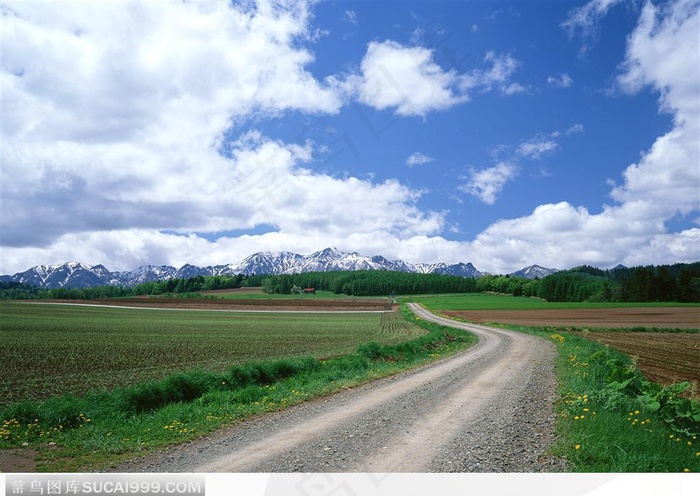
[403,293,700,311]
[0,302,423,405]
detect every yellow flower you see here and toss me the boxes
[683,468,690,473]
[575,445,581,450]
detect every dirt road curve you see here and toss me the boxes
[116,304,561,472]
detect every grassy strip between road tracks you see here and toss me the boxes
[488,322,700,472]
[0,305,476,472]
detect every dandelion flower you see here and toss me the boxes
[575,445,581,450]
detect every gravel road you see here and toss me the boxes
[115,304,564,472]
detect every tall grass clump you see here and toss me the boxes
[546,330,700,472]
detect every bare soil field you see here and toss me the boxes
[581,332,700,396]
[33,297,393,312]
[442,307,700,330]
[200,287,264,296]
[444,307,700,397]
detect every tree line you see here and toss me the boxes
[253,263,700,303]
[1,262,698,303]
[247,270,478,296]
[0,274,246,300]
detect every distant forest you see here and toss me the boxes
[1,262,698,303]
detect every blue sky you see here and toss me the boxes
[1,0,698,274]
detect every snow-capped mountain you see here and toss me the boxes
[114,265,178,286]
[2,247,552,289]
[509,264,559,279]
[227,251,307,275]
[415,262,482,278]
[7,262,118,289]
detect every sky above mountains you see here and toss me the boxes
[2,0,699,274]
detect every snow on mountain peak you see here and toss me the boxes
[2,248,559,289]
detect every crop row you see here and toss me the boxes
[0,302,412,405]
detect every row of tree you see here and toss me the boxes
[254,262,700,303]
[0,274,246,300]
[250,270,479,296]
[1,262,698,303]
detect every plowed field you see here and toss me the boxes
[442,307,700,329]
[443,306,700,396]
[582,332,700,394]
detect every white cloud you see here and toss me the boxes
[462,127,570,205]
[561,0,626,36]
[348,40,470,116]
[460,162,519,205]
[346,42,525,116]
[406,152,435,167]
[0,1,448,274]
[462,51,526,95]
[612,0,699,216]
[344,10,357,25]
[516,138,559,159]
[1,0,697,277]
[547,73,573,88]
[566,123,585,135]
[463,0,700,272]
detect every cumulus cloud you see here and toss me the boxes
[464,0,700,272]
[1,0,697,276]
[347,40,471,116]
[460,162,519,205]
[406,152,435,167]
[345,41,525,116]
[612,0,700,216]
[0,0,447,273]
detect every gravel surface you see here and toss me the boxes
[114,304,565,472]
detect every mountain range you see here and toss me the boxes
[0,247,558,290]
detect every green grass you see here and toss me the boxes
[0,305,476,472]
[411,294,700,472]
[403,292,700,311]
[478,324,700,472]
[0,302,424,405]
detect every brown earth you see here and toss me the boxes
[442,307,700,330]
[443,307,700,398]
[581,332,700,398]
[31,297,394,312]
[0,448,38,473]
